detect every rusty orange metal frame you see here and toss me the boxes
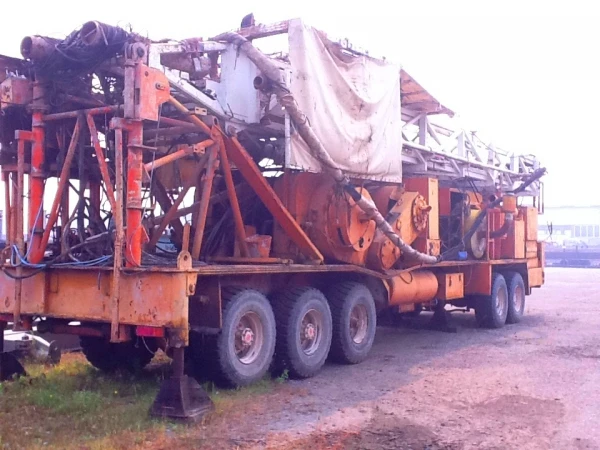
[30,115,83,264]
[191,144,219,259]
[147,160,207,249]
[214,129,249,257]
[109,126,125,340]
[28,111,45,264]
[143,139,213,174]
[225,136,324,262]
[0,268,190,333]
[87,114,117,212]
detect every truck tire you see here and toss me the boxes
[505,272,525,324]
[214,288,276,387]
[272,287,332,379]
[327,282,377,364]
[80,336,156,373]
[475,273,509,329]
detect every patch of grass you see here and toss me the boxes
[0,353,284,450]
[0,354,162,449]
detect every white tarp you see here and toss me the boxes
[287,19,403,182]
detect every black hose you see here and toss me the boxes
[32,21,131,76]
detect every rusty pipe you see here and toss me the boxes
[110,128,124,342]
[125,121,144,267]
[27,111,46,264]
[143,125,200,141]
[215,132,249,257]
[191,145,219,259]
[30,115,83,264]
[20,36,59,60]
[144,139,213,173]
[167,97,212,136]
[44,105,120,121]
[87,114,117,212]
[4,173,12,245]
[160,53,212,78]
[253,75,272,91]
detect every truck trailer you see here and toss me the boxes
[0,18,545,419]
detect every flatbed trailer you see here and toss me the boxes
[0,18,545,419]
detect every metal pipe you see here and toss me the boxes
[4,173,12,245]
[10,174,17,246]
[216,134,249,257]
[110,128,124,342]
[14,137,26,328]
[158,116,207,130]
[28,111,45,263]
[63,94,106,108]
[31,116,83,263]
[86,114,117,212]
[44,105,120,122]
[143,125,199,141]
[167,97,212,136]
[20,35,59,60]
[143,139,213,173]
[191,145,218,260]
[126,121,144,267]
[90,181,101,223]
[60,180,69,248]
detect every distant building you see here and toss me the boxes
[538,205,600,248]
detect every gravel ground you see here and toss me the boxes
[213,268,600,449]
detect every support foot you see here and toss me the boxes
[428,303,458,333]
[150,374,214,421]
[150,347,214,421]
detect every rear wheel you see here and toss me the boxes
[505,272,526,324]
[80,336,157,373]
[327,282,377,364]
[475,273,508,329]
[273,287,332,379]
[213,288,276,387]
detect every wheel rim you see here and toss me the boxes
[349,304,368,344]
[300,308,323,356]
[234,311,264,365]
[514,284,525,312]
[495,286,508,317]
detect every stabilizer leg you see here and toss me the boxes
[428,302,458,333]
[150,347,214,421]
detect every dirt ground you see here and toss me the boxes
[193,268,600,450]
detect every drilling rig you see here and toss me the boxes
[0,19,545,419]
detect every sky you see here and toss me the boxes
[0,0,598,208]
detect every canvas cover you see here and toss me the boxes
[287,19,403,182]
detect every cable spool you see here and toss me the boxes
[464,208,487,259]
